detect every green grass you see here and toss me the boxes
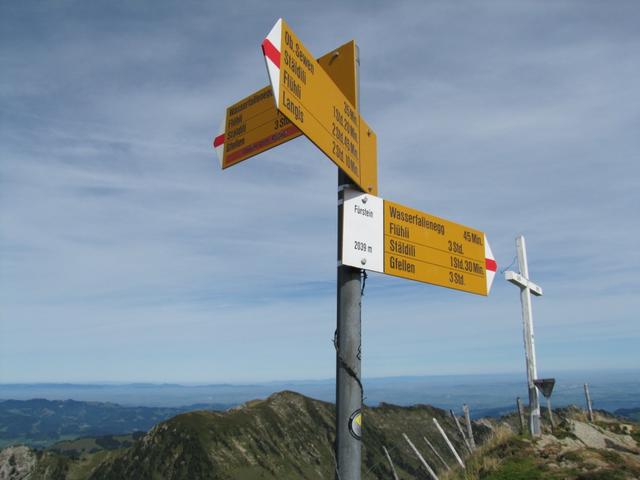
[559,449,583,462]
[574,469,627,480]
[482,457,542,480]
[598,449,623,464]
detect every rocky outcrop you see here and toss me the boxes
[0,446,36,480]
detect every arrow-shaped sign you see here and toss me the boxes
[214,41,361,170]
[262,18,378,195]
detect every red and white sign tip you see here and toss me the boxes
[212,119,225,167]
[484,236,497,294]
[262,19,283,109]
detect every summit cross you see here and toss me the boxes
[505,235,543,437]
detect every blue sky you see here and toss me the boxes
[1,1,638,383]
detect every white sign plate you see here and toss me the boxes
[341,188,383,272]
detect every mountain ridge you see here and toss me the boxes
[1,391,481,479]
[1,391,639,479]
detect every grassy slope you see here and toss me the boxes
[442,410,640,480]
[88,391,483,479]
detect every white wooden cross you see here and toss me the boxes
[505,235,543,437]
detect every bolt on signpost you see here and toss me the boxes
[217,18,498,480]
[505,235,543,437]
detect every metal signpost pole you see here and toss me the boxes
[262,24,371,479]
[336,181,363,479]
[335,46,362,480]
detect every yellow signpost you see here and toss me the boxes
[216,19,499,480]
[215,41,366,171]
[383,200,496,296]
[263,18,378,195]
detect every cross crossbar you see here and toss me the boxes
[504,271,543,296]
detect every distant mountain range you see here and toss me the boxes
[3,369,639,415]
[616,407,640,422]
[0,399,230,449]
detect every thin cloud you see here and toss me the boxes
[1,0,638,383]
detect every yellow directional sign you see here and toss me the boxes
[341,189,497,296]
[215,86,298,169]
[214,42,364,170]
[263,19,378,195]
[383,200,496,295]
